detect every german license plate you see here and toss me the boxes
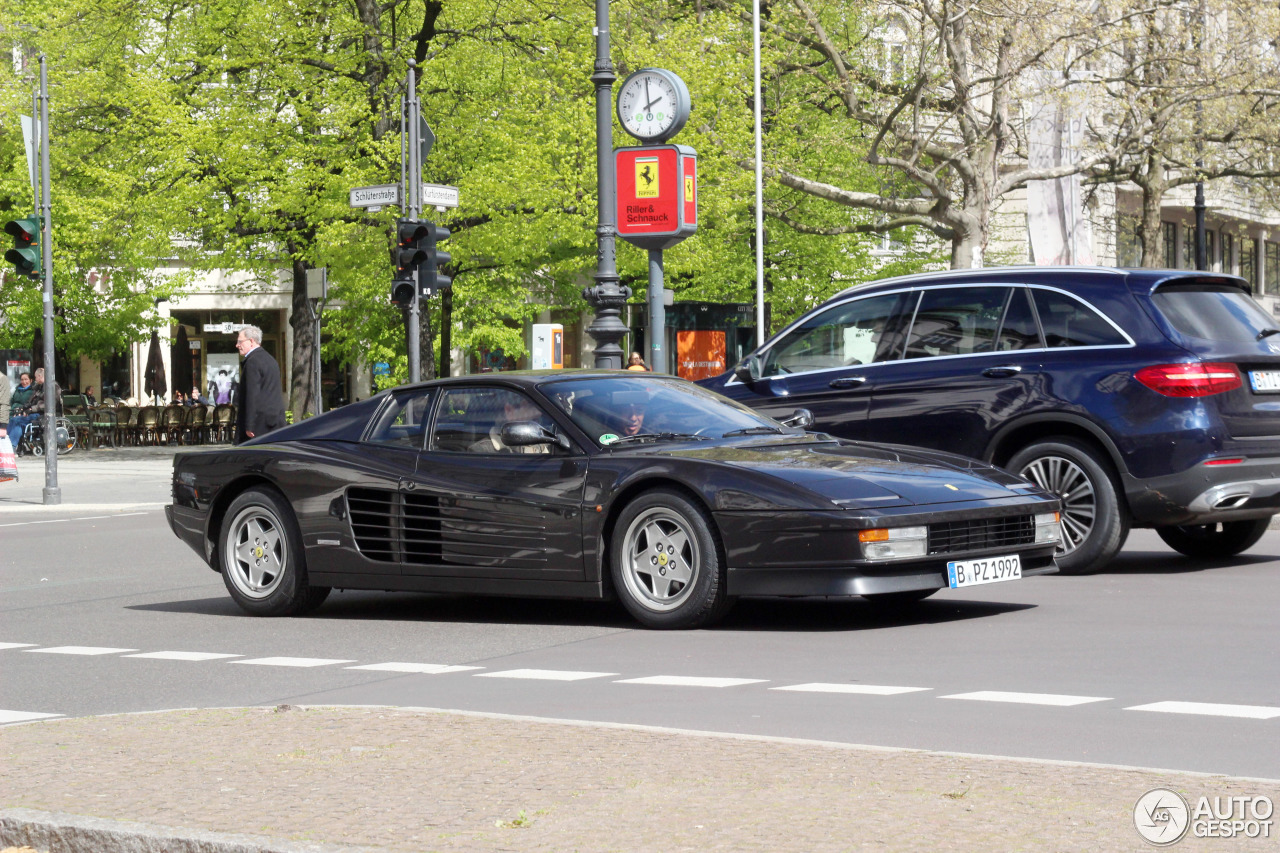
[947,554,1022,589]
[1249,371,1280,393]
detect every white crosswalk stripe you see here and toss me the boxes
[617,675,767,688]
[25,646,138,656]
[348,663,483,674]
[771,683,930,695]
[125,651,242,661]
[231,657,356,668]
[942,691,1111,707]
[476,669,616,681]
[0,710,63,724]
[1125,701,1280,719]
[0,643,38,650]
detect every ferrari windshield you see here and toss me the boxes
[540,374,791,447]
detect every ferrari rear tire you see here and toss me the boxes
[611,488,733,629]
[220,488,330,616]
[1155,518,1270,559]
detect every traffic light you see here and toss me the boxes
[420,223,451,297]
[391,218,429,307]
[4,216,42,279]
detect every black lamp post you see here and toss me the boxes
[583,0,630,369]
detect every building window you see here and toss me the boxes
[1223,233,1235,275]
[1241,237,1257,289]
[1164,222,1177,268]
[1182,225,1195,269]
[1267,242,1280,295]
[1207,230,1217,272]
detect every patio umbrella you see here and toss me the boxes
[144,330,167,403]
[171,324,193,399]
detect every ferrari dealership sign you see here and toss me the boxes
[615,145,697,250]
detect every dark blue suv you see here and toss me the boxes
[702,266,1280,573]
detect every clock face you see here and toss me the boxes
[617,69,689,142]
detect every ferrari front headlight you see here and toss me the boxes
[858,526,928,560]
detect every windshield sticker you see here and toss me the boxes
[599,433,620,445]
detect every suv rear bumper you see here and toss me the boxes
[1125,458,1280,526]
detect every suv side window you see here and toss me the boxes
[904,287,1008,359]
[998,287,1042,351]
[1031,289,1127,347]
[763,293,908,377]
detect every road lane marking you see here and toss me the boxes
[25,646,138,656]
[0,643,38,650]
[348,663,483,674]
[616,676,768,688]
[0,710,62,724]
[476,669,616,681]
[124,651,243,661]
[0,512,151,528]
[772,683,930,695]
[231,657,356,668]
[941,691,1111,706]
[1125,701,1280,719]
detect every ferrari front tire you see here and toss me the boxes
[220,488,330,616]
[611,488,733,629]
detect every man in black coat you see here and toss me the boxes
[233,325,286,444]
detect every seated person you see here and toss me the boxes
[469,392,553,454]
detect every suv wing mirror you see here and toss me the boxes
[733,354,763,384]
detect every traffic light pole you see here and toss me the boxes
[405,62,422,383]
[38,56,59,504]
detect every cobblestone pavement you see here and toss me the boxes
[2,706,1278,852]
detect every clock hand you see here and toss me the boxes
[643,94,663,111]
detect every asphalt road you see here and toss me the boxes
[2,494,1277,781]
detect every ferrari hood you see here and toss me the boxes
[670,438,1042,508]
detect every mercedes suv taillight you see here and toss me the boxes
[1133,362,1243,397]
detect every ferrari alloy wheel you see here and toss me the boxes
[220,488,330,616]
[1155,518,1270,559]
[1009,438,1128,575]
[611,488,732,629]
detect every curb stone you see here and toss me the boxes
[0,809,377,853]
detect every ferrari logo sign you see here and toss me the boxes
[635,157,660,199]
[615,144,698,250]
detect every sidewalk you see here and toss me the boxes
[0,445,191,511]
[2,705,1277,852]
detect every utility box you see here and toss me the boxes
[531,323,564,370]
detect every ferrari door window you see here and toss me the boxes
[762,293,909,377]
[364,389,434,448]
[431,387,561,454]
[904,287,1008,359]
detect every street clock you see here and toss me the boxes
[616,68,691,143]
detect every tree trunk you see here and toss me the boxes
[288,256,317,417]
[1137,157,1168,268]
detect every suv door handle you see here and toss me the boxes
[829,376,868,389]
[982,365,1022,378]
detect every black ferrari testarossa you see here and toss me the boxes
[168,370,1060,628]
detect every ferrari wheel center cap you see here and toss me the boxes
[255,547,265,559]
[657,552,668,566]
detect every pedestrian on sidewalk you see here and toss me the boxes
[627,352,650,371]
[234,325,286,444]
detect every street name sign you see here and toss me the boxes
[349,184,402,209]
[422,183,460,209]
